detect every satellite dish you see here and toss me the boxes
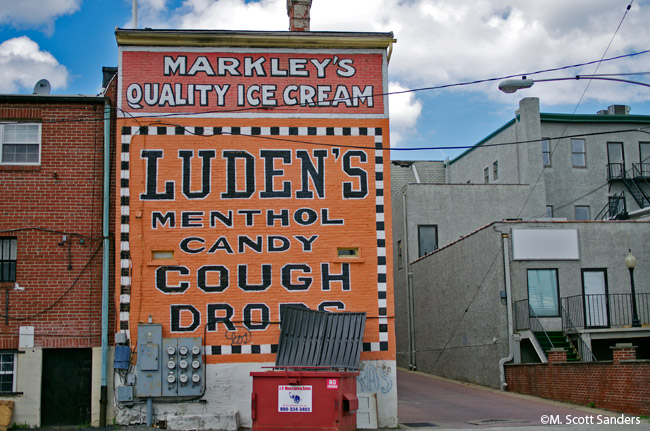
[33,79,51,95]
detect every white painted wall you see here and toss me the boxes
[112,359,398,429]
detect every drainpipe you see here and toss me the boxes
[498,233,514,391]
[402,191,416,370]
[99,100,111,426]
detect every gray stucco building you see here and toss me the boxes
[392,97,650,388]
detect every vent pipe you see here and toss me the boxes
[287,0,312,31]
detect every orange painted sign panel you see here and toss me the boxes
[117,47,394,364]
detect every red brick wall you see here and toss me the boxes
[0,96,116,349]
[505,346,650,415]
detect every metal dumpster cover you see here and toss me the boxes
[275,306,366,369]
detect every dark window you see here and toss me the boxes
[542,138,551,167]
[571,138,586,167]
[484,167,489,183]
[546,205,553,218]
[397,240,403,269]
[575,205,590,220]
[493,161,499,180]
[527,269,560,317]
[0,238,17,283]
[418,225,438,258]
[0,353,16,393]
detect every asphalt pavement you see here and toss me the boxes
[393,368,650,431]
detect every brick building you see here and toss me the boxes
[0,80,116,426]
[112,14,398,429]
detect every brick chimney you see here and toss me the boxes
[287,0,312,31]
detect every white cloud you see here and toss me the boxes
[0,37,69,93]
[388,82,423,147]
[176,0,286,30]
[160,0,650,107]
[0,0,80,33]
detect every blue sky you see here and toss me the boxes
[1,0,650,161]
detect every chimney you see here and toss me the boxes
[287,0,312,31]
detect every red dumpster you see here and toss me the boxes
[250,369,359,431]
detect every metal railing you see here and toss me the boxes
[561,305,597,362]
[633,162,650,179]
[607,162,625,181]
[514,299,555,350]
[595,192,627,220]
[562,293,650,330]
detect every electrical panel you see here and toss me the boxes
[135,324,204,399]
[136,324,163,397]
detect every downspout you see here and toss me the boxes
[402,190,416,370]
[498,233,514,391]
[99,100,110,426]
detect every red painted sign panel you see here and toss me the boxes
[120,51,385,115]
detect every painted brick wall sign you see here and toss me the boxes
[119,50,385,115]
[116,31,395,370]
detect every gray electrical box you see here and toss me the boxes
[117,385,134,404]
[136,324,163,397]
[136,323,204,399]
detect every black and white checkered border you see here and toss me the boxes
[118,125,389,353]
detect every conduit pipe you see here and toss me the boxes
[498,233,514,391]
[99,100,111,426]
[402,191,416,370]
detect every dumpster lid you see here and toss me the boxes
[275,306,366,370]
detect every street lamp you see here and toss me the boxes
[498,74,650,94]
[624,250,641,328]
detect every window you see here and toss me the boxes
[546,205,553,218]
[527,269,559,317]
[337,247,359,258]
[640,142,650,177]
[492,161,499,180]
[483,167,489,184]
[397,240,403,269]
[418,225,438,258]
[542,138,551,167]
[571,138,586,167]
[575,205,590,220]
[0,238,17,283]
[0,352,16,393]
[1,123,41,165]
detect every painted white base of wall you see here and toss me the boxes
[112,359,399,429]
[0,348,43,427]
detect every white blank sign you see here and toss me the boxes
[512,228,580,260]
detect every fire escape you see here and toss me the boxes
[596,162,650,220]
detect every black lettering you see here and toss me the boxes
[294,208,318,226]
[267,209,289,226]
[207,237,234,254]
[170,304,200,332]
[260,150,291,198]
[152,211,176,228]
[207,304,236,331]
[321,263,350,291]
[281,264,312,291]
[238,264,272,291]
[179,149,215,199]
[197,265,229,292]
[222,150,255,199]
[180,237,205,254]
[140,150,174,200]
[239,236,263,253]
[155,266,190,293]
[296,149,327,198]
[243,303,270,330]
[268,235,290,252]
[342,150,368,199]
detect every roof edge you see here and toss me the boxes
[115,28,396,49]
